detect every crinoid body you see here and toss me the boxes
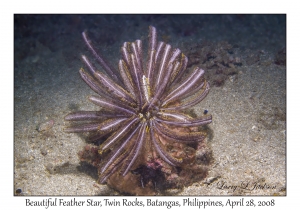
[65,26,213,195]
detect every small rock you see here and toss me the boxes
[229,75,237,82]
[45,163,58,174]
[204,175,221,184]
[40,148,48,156]
[274,48,286,66]
[38,120,54,132]
[16,188,22,194]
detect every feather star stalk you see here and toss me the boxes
[64,26,212,186]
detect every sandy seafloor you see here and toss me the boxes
[14,15,286,196]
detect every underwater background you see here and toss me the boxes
[14,14,286,195]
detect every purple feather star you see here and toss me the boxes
[65,26,212,193]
